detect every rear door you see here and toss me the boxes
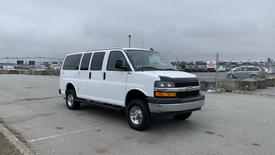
[60,53,82,95]
[248,67,260,76]
[240,67,249,78]
[78,52,92,99]
[100,51,131,106]
[87,51,106,101]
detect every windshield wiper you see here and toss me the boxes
[137,66,159,71]
[137,66,175,71]
[159,68,175,71]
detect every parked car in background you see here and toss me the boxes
[50,64,61,71]
[227,66,265,79]
[267,67,275,74]
[217,66,226,72]
[2,65,15,70]
[184,62,196,72]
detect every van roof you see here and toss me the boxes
[65,48,153,56]
[65,47,155,56]
[87,47,152,52]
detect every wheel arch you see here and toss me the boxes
[125,89,148,107]
[66,83,76,94]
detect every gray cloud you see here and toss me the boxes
[0,0,274,61]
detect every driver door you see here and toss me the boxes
[100,51,131,106]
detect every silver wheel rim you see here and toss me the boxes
[67,93,74,107]
[130,106,143,125]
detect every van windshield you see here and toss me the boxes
[125,50,175,71]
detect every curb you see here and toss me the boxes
[0,123,35,155]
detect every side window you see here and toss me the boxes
[107,51,129,71]
[242,67,247,71]
[80,53,92,70]
[235,68,241,71]
[90,52,105,70]
[63,54,82,70]
[248,67,259,71]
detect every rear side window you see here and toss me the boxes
[235,68,241,71]
[248,67,259,71]
[63,54,82,70]
[80,53,92,70]
[90,52,105,70]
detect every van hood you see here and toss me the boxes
[140,71,197,79]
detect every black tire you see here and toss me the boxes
[227,74,233,79]
[173,112,192,120]
[250,74,257,78]
[66,89,80,110]
[126,99,151,131]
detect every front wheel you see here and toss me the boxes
[173,112,192,120]
[126,99,151,131]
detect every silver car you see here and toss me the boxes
[227,66,264,79]
[267,67,275,74]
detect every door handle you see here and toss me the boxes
[103,72,106,80]
[89,72,91,79]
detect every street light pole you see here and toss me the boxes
[215,52,219,91]
[128,35,131,48]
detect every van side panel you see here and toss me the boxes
[59,53,83,96]
[125,72,158,104]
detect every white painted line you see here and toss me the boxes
[28,128,93,143]
[0,115,10,119]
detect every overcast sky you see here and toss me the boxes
[0,0,274,61]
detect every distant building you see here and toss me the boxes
[0,57,62,67]
[267,58,272,63]
[29,61,35,66]
[17,60,24,65]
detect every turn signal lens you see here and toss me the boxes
[154,91,177,97]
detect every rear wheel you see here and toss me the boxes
[227,74,233,79]
[250,74,257,78]
[66,89,80,110]
[173,112,192,120]
[126,99,151,131]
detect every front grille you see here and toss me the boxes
[175,82,199,87]
[177,90,200,98]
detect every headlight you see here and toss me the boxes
[154,81,175,88]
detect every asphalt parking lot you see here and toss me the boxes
[1,74,275,155]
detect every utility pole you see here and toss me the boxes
[246,58,251,67]
[128,35,131,48]
[215,52,219,91]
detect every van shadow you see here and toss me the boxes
[76,103,202,132]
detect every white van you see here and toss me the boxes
[59,48,205,130]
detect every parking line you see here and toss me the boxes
[28,127,93,143]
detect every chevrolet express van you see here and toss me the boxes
[59,48,205,130]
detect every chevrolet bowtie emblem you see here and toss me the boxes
[187,86,193,91]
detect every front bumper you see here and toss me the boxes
[147,94,205,113]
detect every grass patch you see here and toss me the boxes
[0,132,21,155]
